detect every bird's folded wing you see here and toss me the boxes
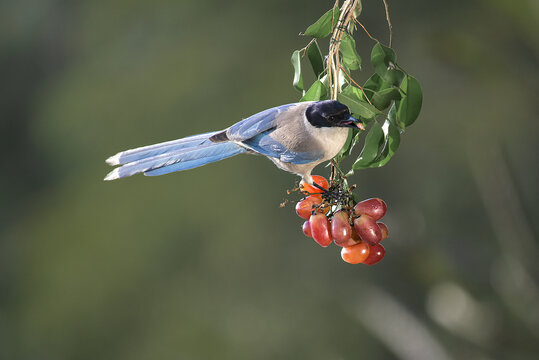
[226,103,322,164]
[226,104,296,141]
[241,132,323,164]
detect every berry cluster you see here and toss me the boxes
[295,175,388,265]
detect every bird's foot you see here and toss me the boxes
[312,182,348,203]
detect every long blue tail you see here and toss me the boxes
[104,133,247,180]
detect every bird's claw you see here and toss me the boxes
[312,182,346,202]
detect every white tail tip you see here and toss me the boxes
[106,153,121,166]
[104,168,120,181]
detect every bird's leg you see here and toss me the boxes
[313,182,353,205]
[312,182,328,193]
[312,182,341,202]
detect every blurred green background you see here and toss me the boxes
[1,0,538,359]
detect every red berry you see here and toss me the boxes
[363,244,386,265]
[302,221,312,237]
[334,228,362,247]
[331,210,352,243]
[377,222,388,241]
[333,228,362,247]
[300,175,329,198]
[309,213,332,247]
[351,230,361,242]
[334,237,360,247]
[353,215,382,245]
[341,242,370,264]
[295,196,323,220]
[353,198,387,220]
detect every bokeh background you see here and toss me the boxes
[1,0,538,359]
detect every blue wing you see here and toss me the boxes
[242,131,323,164]
[227,103,323,164]
[227,104,295,141]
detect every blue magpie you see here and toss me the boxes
[104,100,363,184]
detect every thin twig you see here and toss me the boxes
[301,38,317,55]
[332,0,340,23]
[382,0,393,47]
[352,16,378,42]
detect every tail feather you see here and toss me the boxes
[145,143,246,176]
[104,141,246,181]
[106,131,220,166]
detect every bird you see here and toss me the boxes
[104,100,364,185]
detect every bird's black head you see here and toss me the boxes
[305,100,363,129]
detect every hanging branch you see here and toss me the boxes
[327,0,360,100]
[290,0,423,180]
[382,0,393,47]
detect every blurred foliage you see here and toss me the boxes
[1,0,538,359]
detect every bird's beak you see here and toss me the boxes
[340,116,365,130]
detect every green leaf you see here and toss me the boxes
[363,73,392,99]
[353,121,384,169]
[338,90,380,121]
[385,68,405,85]
[304,8,341,38]
[371,42,395,73]
[320,73,328,88]
[372,119,391,162]
[397,75,423,127]
[291,50,304,94]
[335,128,361,161]
[368,121,401,167]
[352,116,402,170]
[371,87,401,110]
[340,33,362,70]
[307,40,324,78]
[370,42,404,85]
[300,80,327,101]
[341,85,364,101]
[387,101,402,129]
[363,73,384,96]
[335,129,354,160]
